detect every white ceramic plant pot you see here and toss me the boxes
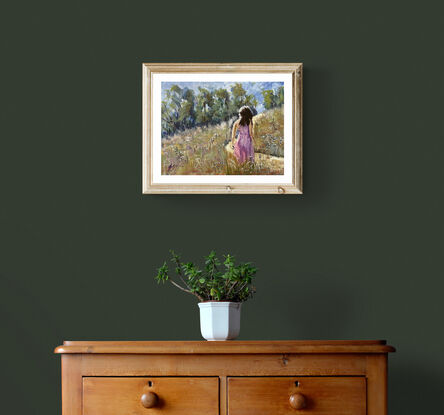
[198,302,241,341]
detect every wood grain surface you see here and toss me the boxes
[228,377,366,415]
[55,340,395,354]
[83,377,219,415]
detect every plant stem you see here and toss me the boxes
[237,281,248,293]
[178,273,192,292]
[210,259,216,300]
[169,280,204,302]
[172,254,195,294]
[226,281,238,298]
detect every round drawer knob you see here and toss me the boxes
[289,393,307,409]
[141,391,158,408]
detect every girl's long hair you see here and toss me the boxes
[239,106,253,126]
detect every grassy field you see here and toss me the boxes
[161,107,284,175]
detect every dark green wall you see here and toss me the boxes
[1,0,443,413]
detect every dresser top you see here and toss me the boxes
[54,340,395,354]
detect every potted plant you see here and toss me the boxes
[155,250,257,341]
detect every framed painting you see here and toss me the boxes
[142,63,302,194]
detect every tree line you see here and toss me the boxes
[161,83,284,137]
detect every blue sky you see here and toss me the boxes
[161,81,284,113]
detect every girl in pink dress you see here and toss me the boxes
[232,106,255,163]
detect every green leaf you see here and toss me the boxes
[154,251,257,303]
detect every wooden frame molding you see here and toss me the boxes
[142,63,303,194]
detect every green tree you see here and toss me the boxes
[196,87,214,125]
[262,89,276,110]
[212,88,231,123]
[162,86,197,136]
[230,83,258,116]
[178,88,196,130]
[231,83,247,111]
[276,86,284,107]
[162,85,183,136]
[161,100,174,136]
[262,87,284,110]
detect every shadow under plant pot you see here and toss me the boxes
[198,301,241,341]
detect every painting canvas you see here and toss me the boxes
[143,63,302,194]
[161,80,284,176]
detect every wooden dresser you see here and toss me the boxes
[54,340,395,415]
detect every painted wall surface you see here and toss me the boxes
[1,1,443,413]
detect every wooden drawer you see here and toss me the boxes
[83,377,219,415]
[228,377,366,415]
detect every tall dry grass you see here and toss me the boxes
[161,107,284,175]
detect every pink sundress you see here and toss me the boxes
[234,123,254,163]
